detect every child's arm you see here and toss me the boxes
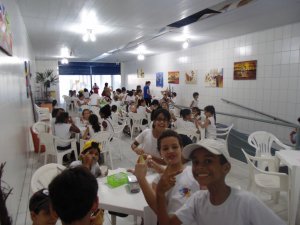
[82,127,89,140]
[135,163,158,213]
[198,118,211,129]
[131,140,145,155]
[156,166,183,225]
[189,100,194,108]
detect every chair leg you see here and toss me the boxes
[111,215,116,225]
[134,216,138,225]
[108,151,114,170]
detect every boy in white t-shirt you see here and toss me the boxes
[156,139,285,225]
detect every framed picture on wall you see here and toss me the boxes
[205,68,223,88]
[156,72,163,87]
[168,71,180,84]
[233,60,257,80]
[185,70,197,84]
[0,2,13,56]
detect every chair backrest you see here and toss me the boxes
[91,131,113,152]
[31,163,66,193]
[128,112,144,126]
[32,121,51,134]
[247,131,292,157]
[39,132,57,155]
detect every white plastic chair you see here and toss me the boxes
[39,133,78,165]
[62,95,74,111]
[31,163,66,193]
[128,112,145,139]
[241,148,289,206]
[248,131,292,171]
[175,128,199,143]
[34,104,51,121]
[32,121,51,160]
[91,131,114,169]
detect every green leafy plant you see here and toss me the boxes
[35,69,59,98]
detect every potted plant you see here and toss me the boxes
[35,69,59,100]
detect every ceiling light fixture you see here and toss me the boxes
[61,58,69,64]
[137,54,145,61]
[182,39,189,49]
[82,29,96,42]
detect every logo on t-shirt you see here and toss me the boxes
[179,187,192,198]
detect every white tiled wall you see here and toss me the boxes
[0,0,35,222]
[123,22,300,143]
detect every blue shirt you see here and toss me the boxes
[143,85,150,99]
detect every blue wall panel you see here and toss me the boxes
[58,62,120,75]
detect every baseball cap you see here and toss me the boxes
[81,140,101,155]
[182,139,230,163]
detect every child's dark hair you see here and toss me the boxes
[157,130,183,152]
[204,105,216,124]
[89,114,101,133]
[192,107,201,116]
[52,99,57,107]
[152,109,171,129]
[48,166,98,224]
[137,99,145,108]
[55,112,69,124]
[193,92,199,98]
[172,92,177,97]
[29,189,51,214]
[180,108,191,119]
[78,93,84,98]
[150,99,159,106]
[99,104,111,118]
[298,117,300,123]
[111,105,117,112]
[84,88,88,92]
[127,91,133,97]
[52,108,59,118]
[121,87,126,92]
[116,88,121,94]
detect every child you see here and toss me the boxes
[189,92,199,108]
[82,114,101,140]
[191,107,201,121]
[49,166,104,225]
[196,105,216,139]
[70,140,102,177]
[29,189,58,225]
[99,104,114,132]
[289,117,300,144]
[175,109,197,131]
[156,139,285,225]
[81,109,91,126]
[135,130,199,215]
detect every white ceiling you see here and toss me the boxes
[16,0,300,63]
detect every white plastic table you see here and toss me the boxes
[97,168,157,225]
[275,150,300,225]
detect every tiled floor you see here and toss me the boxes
[16,132,288,225]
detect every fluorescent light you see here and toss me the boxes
[82,34,89,42]
[61,58,69,64]
[90,33,96,42]
[61,47,69,57]
[182,40,189,49]
[137,54,145,61]
[137,45,146,52]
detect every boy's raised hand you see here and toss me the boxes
[156,165,182,194]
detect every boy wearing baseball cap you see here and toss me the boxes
[29,189,58,225]
[70,140,102,177]
[156,139,285,225]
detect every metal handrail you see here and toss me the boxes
[221,98,296,126]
